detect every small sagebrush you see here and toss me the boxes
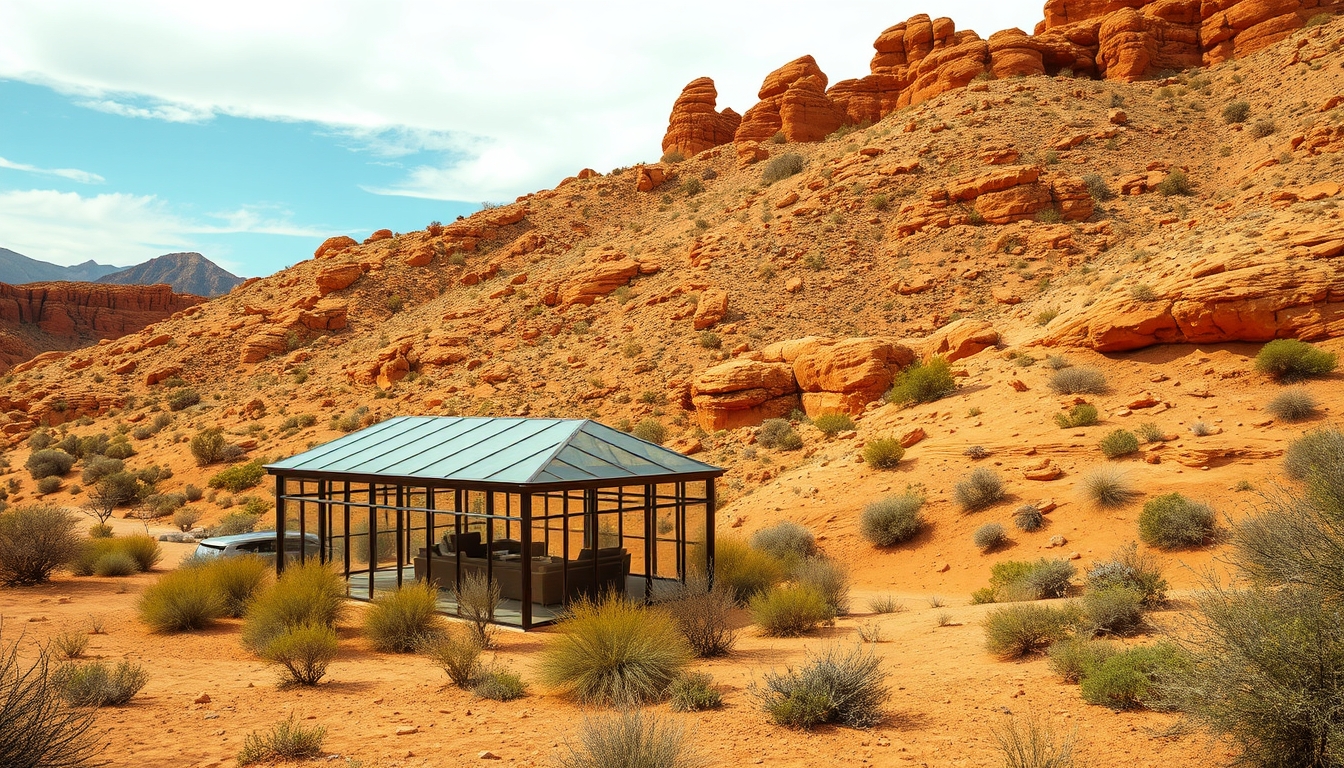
[241,561,346,653]
[988,559,1077,602]
[974,523,1008,552]
[813,413,855,437]
[237,716,327,766]
[57,660,148,707]
[757,418,802,450]
[669,671,722,712]
[955,467,1005,512]
[473,667,527,701]
[1099,429,1139,458]
[860,493,925,546]
[793,557,850,616]
[1283,427,1344,481]
[992,713,1077,768]
[1082,587,1145,636]
[749,521,815,562]
[886,357,955,404]
[556,710,703,768]
[750,585,832,637]
[753,645,889,730]
[867,595,903,614]
[1053,403,1099,429]
[1080,467,1138,508]
[138,567,226,633]
[661,576,737,657]
[0,504,81,586]
[263,623,338,687]
[714,537,783,604]
[1085,543,1168,606]
[1014,505,1044,532]
[983,604,1078,659]
[1254,339,1337,382]
[1138,493,1215,549]
[862,439,905,469]
[1048,637,1118,683]
[1047,367,1108,395]
[1135,422,1164,443]
[762,153,805,184]
[422,629,482,688]
[364,580,446,653]
[50,631,89,660]
[203,554,271,618]
[1079,643,1187,710]
[1266,389,1319,422]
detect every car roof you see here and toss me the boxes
[197,531,318,546]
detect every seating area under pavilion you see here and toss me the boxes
[264,416,724,629]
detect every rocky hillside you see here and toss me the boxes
[0,6,1339,565]
[0,247,121,284]
[0,282,205,374]
[96,252,244,297]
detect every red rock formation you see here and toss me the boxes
[314,235,358,260]
[691,359,800,431]
[661,78,742,159]
[735,56,846,144]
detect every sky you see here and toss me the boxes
[0,1,1042,277]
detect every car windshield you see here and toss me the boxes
[193,542,226,558]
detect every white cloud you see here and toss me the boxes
[0,155,104,184]
[0,189,326,268]
[0,0,1043,202]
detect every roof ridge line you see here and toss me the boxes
[522,418,590,484]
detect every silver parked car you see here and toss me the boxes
[191,531,322,563]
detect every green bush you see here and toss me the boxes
[241,561,347,652]
[172,507,201,532]
[758,418,801,450]
[886,357,955,404]
[210,511,259,537]
[983,603,1078,658]
[1156,168,1192,196]
[473,667,527,701]
[1099,429,1139,458]
[1266,389,1319,422]
[422,629,483,688]
[364,580,445,653]
[35,476,61,495]
[56,660,148,707]
[1222,100,1250,124]
[750,585,832,636]
[974,523,1008,552]
[117,534,162,572]
[1082,173,1114,201]
[987,559,1077,602]
[1283,427,1344,482]
[167,389,200,411]
[538,594,690,705]
[661,576,737,657]
[1135,422,1164,443]
[762,153,804,184]
[103,440,134,460]
[749,521,815,561]
[1080,467,1138,508]
[208,459,265,493]
[1079,642,1186,710]
[25,450,75,480]
[955,467,1005,512]
[862,438,904,469]
[794,557,850,616]
[203,554,271,617]
[1047,367,1108,395]
[1085,542,1167,606]
[556,710,701,768]
[262,623,338,686]
[714,537,783,603]
[138,566,226,632]
[80,456,123,485]
[1048,637,1118,683]
[668,671,722,712]
[190,428,227,466]
[630,419,667,445]
[1082,587,1145,636]
[1138,493,1215,549]
[753,645,888,730]
[91,551,138,577]
[237,715,326,766]
[860,493,925,546]
[1254,339,1337,381]
[0,504,81,586]
[1053,403,1099,429]
[813,413,855,437]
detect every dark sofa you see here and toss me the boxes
[412,532,630,606]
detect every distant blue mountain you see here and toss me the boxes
[0,248,122,283]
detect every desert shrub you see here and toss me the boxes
[26,450,75,481]
[35,477,60,495]
[1081,587,1145,636]
[629,419,667,445]
[1014,504,1044,532]
[189,428,228,466]
[56,660,147,707]
[1082,173,1113,202]
[172,506,201,532]
[166,388,200,411]
[1222,100,1250,123]
[0,638,101,768]
[117,534,161,572]
[89,471,141,510]
[473,667,527,701]
[1138,493,1215,549]
[988,559,1077,602]
[364,580,445,653]
[1266,389,1319,422]
[1080,467,1138,508]
[681,177,703,196]
[211,511,259,537]
[91,551,137,577]
[991,713,1077,768]
[886,357,955,404]
[242,561,346,652]
[88,524,112,539]
[28,430,54,450]
[0,504,80,586]
[455,571,500,649]
[714,537,783,603]
[794,557,850,616]
[1135,422,1164,443]
[80,456,123,486]
[955,467,1005,512]
[262,623,338,686]
[208,459,265,493]
[538,594,690,705]
[1080,642,1186,710]
[1248,119,1276,139]
[50,631,89,661]
[1049,367,1108,395]
[753,645,888,730]
[662,577,737,657]
[750,585,831,637]
[1048,637,1118,683]
[762,153,804,184]
[67,540,113,577]
[236,715,326,766]
[983,603,1078,658]
[1156,168,1192,196]
[1254,339,1337,381]
[202,554,271,618]
[749,521,815,561]
[1053,403,1099,429]
[669,671,722,712]
[1085,542,1167,606]
[422,629,483,688]
[138,566,225,632]
[556,710,702,768]
[860,493,925,546]
[182,483,203,502]
[1099,429,1139,458]
[757,418,799,449]
[1283,427,1344,482]
[974,523,1008,552]
[862,438,904,469]
[813,413,855,437]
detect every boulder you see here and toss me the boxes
[551,259,641,307]
[314,235,357,260]
[636,165,668,192]
[911,319,1000,362]
[793,338,915,416]
[661,77,742,158]
[692,289,729,330]
[315,264,365,295]
[691,359,799,431]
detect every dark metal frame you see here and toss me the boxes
[269,471,718,630]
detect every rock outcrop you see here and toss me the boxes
[661,77,742,159]
[691,359,800,431]
[735,56,846,144]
